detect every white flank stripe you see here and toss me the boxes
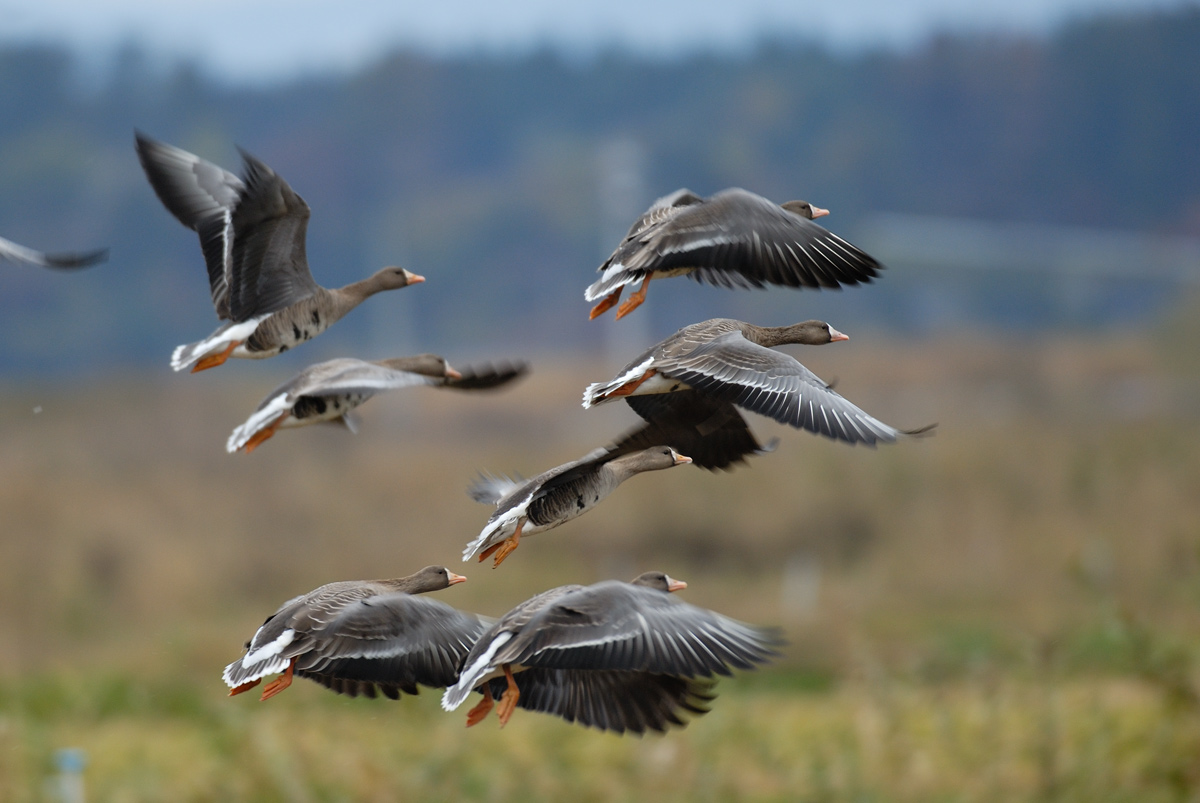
[461,508,522,562]
[242,629,296,669]
[582,356,654,408]
[227,392,295,452]
[442,632,513,710]
[171,315,268,371]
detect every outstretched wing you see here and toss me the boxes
[135,132,244,317]
[225,149,320,320]
[659,331,916,446]
[0,235,107,270]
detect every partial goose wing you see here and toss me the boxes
[135,132,244,318]
[493,582,780,677]
[659,331,917,446]
[442,361,529,391]
[0,236,107,270]
[603,188,881,295]
[290,359,444,399]
[226,149,320,320]
[486,668,716,734]
[293,594,489,693]
[613,392,777,471]
[226,358,441,452]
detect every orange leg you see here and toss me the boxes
[495,665,521,727]
[465,688,495,727]
[478,519,524,566]
[259,658,295,701]
[242,413,290,454]
[588,289,623,320]
[228,678,262,697]
[191,340,240,373]
[614,275,652,319]
[608,369,658,399]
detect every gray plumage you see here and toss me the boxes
[612,392,778,472]
[462,446,691,565]
[584,318,934,447]
[227,355,527,452]
[223,566,485,700]
[135,132,423,371]
[586,188,881,317]
[442,572,780,733]
[0,235,106,270]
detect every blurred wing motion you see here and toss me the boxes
[0,235,107,270]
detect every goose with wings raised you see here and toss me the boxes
[223,566,485,702]
[441,571,780,732]
[136,133,424,372]
[586,188,881,320]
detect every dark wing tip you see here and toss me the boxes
[903,422,938,438]
[443,361,531,391]
[41,247,109,270]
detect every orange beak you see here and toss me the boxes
[828,326,849,342]
[666,575,688,593]
[405,271,426,284]
[445,365,463,380]
[810,205,830,219]
[447,572,468,585]
[671,450,693,466]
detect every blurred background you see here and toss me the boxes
[2,1,1199,799]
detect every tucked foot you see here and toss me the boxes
[613,276,651,319]
[228,678,262,697]
[259,659,295,701]
[589,289,623,320]
[609,369,658,398]
[491,521,524,568]
[496,665,520,727]
[242,413,290,454]
[466,690,495,727]
[191,340,239,373]
[491,536,521,568]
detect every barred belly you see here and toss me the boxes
[291,392,369,424]
[246,295,334,356]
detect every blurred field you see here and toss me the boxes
[2,327,1200,800]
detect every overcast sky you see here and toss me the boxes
[1,0,1191,83]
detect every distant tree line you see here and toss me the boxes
[0,7,1197,372]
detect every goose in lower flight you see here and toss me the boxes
[223,566,485,701]
[463,446,691,568]
[442,571,780,732]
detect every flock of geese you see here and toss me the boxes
[5,132,933,734]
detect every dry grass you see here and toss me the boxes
[1,331,1199,799]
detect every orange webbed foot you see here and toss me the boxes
[589,289,623,320]
[466,691,495,727]
[242,413,289,454]
[191,340,239,373]
[259,659,295,701]
[613,276,651,320]
[228,678,262,697]
[609,369,657,398]
[496,665,520,727]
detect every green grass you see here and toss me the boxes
[2,335,1200,799]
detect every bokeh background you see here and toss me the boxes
[2,1,1200,799]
